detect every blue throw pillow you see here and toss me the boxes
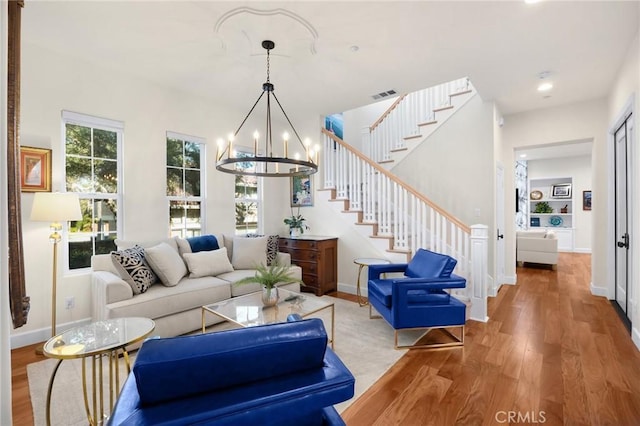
[186,235,219,253]
[405,248,457,278]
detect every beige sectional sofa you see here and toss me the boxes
[91,234,302,340]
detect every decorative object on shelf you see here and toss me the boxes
[215,40,318,178]
[549,215,563,227]
[583,190,592,211]
[530,217,540,227]
[290,172,313,207]
[20,146,52,192]
[530,190,543,200]
[234,262,304,307]
[284,207,309,237]
[551,183,572,198]
[30,192,82,354]
[560,204,568,214]
[534,201,553,213]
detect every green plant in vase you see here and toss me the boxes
[283,207,310,237]
[235,262,304,306]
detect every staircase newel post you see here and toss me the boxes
[469,224,489,322]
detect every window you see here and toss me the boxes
[63,111,123,270]
[235,148,261,235]
[167,132,205,238]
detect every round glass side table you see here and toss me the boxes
[353,258,391,306]
[43,317,155,426]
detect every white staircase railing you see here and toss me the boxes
[321,128,488,322]
[367,77,471,163]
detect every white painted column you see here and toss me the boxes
[469,224,489,322]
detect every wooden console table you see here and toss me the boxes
[278,236,338,296]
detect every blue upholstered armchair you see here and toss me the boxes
[368,248,467,349]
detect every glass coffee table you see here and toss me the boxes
[202,289,335,348]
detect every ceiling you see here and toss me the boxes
[514,139,593,161]
[22,1,639,124]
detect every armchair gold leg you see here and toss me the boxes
[394,325,465,350]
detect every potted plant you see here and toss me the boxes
[283,207,310,237]
[235,262,304,306]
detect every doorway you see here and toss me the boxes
[613,111,633,331]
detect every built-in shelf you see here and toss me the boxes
[528,176,575,251]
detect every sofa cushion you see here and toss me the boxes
[111,246,157,295]
[133,318,328,405]
[144,242,187,287]
[187,234,220,252]
[405,249,457,278]
[368,279,393,308]
[232,236,268,269]
[177,234,225,257]
[106,275,231,320]
[183,247,234,278]
[246,234,279,265]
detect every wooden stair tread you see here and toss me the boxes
[390,147,408,153]
[450,89,472,97]
[418,120,437,126]
[378,159,394,164]
[403,134,422,141]
[433,105,454,112]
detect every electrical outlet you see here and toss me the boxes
[65,296,75,310]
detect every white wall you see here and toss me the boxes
[13,42,298,347]
[527,155,592,252]
[343,97,396,150]
[502,99,608,289]
[607,30,639,346]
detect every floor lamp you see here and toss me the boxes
[30,192,82,354]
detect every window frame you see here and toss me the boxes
[62,110,124,273]
[234,146,263,235]
[166,131,206,238]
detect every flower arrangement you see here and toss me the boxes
[283,207,310,235]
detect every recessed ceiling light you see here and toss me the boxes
[520,154,527,158]
[350,45,359,52]
[525,0,540,4]
[537,82,553,92]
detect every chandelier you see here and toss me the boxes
[215,40,319,177]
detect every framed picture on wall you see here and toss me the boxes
[20,146,51,192]
[583,190,592,211]
[551,183,572,198]
[290,171,313,207]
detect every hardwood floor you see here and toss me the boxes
[10,253,640,425]
[342,253,640,425]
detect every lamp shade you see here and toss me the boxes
[30,192,82,222]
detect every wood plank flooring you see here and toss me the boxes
[10,253,640,425]
[342,253,640,425]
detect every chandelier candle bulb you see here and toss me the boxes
[283,132,289,158]
[253,131,259,156]
[227,134,234,159]
[216,138,225,161]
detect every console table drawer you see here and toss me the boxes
[278,236,338,296]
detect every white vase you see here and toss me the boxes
[290,228,301,237]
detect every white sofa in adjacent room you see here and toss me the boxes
[516,230,559,270]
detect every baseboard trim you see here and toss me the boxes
[10,317,91,349]
[573,248,592,254]
[504,275,517,285]
[632,327,640,351]
[590,282,609,298]
[338,282,361,296]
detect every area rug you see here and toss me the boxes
[27,297,406,425]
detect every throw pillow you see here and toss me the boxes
[232,236,268,269]
[247,234,279,265]
[183,247,234,278]
[144,242,188,287]
[187,235,219,252]
[111,246,157,294]
[176,234,225,257]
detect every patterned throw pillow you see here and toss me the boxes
[246,234,279,265]
[111,245,158,294]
